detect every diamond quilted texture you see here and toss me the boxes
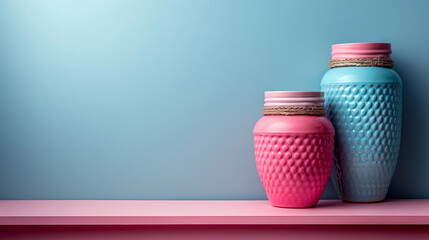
[254,134,334,208]
[322,84,402,202]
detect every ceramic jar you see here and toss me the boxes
[253,91,335,208]
[321,43,402,202]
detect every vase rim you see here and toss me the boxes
[331,42,391,59]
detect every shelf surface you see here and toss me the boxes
[1,199,429,225]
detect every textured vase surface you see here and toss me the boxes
[253,92,335,208]
[322,66,402,202]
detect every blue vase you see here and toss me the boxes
[321,43,402,202]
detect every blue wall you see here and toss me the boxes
[1,0,428,200]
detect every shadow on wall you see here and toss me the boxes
[388,54,429,198]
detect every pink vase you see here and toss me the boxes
[253,91,335,208]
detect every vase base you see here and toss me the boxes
[342,199,385,203]
[271,203,317,209]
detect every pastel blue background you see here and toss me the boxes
[1,0,428,200]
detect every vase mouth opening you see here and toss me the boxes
[264,91,324,107]
[331,42,391,59]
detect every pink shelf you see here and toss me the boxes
[1,199,429,225]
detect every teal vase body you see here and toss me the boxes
[321,66,402,202]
